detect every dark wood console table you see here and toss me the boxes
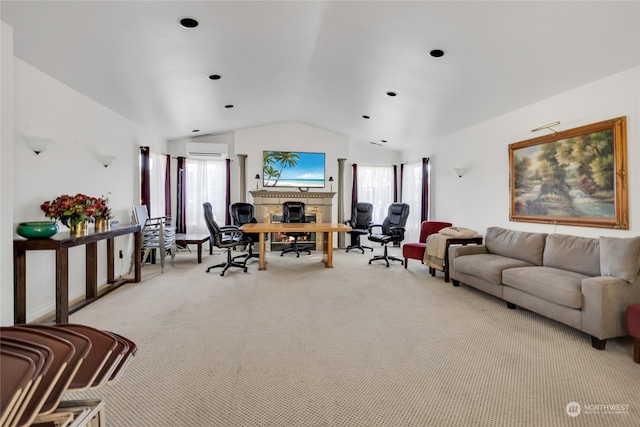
[13,224,142,324]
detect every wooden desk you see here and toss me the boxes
[239,223,351,270]
[175,233,211,263]
[13,224,142,324]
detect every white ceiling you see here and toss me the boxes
[2,1,639,151]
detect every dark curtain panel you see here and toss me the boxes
[421,157,430,221]
[176,157,186,233]
[140,147,151,211]
[225,158,231,225]
[164,154,171,217]
[351,164,358,212]
[399,163,405,202]
[393,165,398,202]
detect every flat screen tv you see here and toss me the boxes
[262,151,325,188]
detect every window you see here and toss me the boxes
[401,161,424,243]
[184,159,227,234]
[148,150,167,217]
[357,165,395,224]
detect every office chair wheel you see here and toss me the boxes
[220,272,225,277]
[296,254,300,258]
[244,267,248,273]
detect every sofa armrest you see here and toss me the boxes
[448,244,488,260]
[582,276,640,339]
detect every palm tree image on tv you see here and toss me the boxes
[262,151,325,188]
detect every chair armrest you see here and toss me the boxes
[219,226,244,240]
[369,224,383,233]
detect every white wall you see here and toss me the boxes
[1,22,15,325]
[235,122,351,221]
[7,58,167,323]
[403,66,640,238]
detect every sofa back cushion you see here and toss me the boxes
[599,236,640,282]
[485,227,547,265]
[543,234,600,277]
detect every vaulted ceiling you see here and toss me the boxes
[2,1,638,151]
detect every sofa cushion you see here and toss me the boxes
[600,236,640,283]
[502,266,586,309]
[543,234,600,277]
[485,227,547,265]
[454,254,533,285]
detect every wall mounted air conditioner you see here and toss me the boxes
[186,142,229,158]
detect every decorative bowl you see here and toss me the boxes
[16,221,59,239]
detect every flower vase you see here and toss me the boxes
[69,221,88,236]
[95,217,109,232]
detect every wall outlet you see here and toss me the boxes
[119,250,124,259]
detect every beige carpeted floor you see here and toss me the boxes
[67,247,640,426]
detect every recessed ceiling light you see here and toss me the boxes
[362,115,370,119]
[224,105,234,109]
[192,129,200,133]
[179,17,199,28]
[430,49,445,58]
[381,140,387,143]
[386,91,397,97]
[208,74,221,80]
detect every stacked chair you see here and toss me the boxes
[132,205,177,273]
[0,323,137,427]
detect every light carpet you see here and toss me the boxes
[67,247,640,426]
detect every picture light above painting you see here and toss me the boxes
[262,151,326,189]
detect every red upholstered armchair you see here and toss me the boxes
[402,221,452,269]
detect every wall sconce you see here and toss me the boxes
[22,134,54,155]
[453,167,466,178]
[99,154,117,168]
[328,176,334,191]
[255,174,260,190]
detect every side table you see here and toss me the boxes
[440,236,484,283]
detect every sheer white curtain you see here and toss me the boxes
[401,161,423,243]
[185,159,226,234]
[357,166,395,224]
[148,150,166,218]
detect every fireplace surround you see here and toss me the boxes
[249,191,335,251]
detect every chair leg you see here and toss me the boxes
[207,248,248,276]
[634,338,640,363]
[281,236,311,257]
[369,245,403,267]
[346,234,374,254]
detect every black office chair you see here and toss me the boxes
[281,201,311,257]
[346,202,374,254]
[368,202,410,267]
[203,202,249,276]
[229,202,260,261]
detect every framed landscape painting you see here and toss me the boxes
[509,116,628,229]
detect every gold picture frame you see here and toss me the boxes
[509,116,628,229]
